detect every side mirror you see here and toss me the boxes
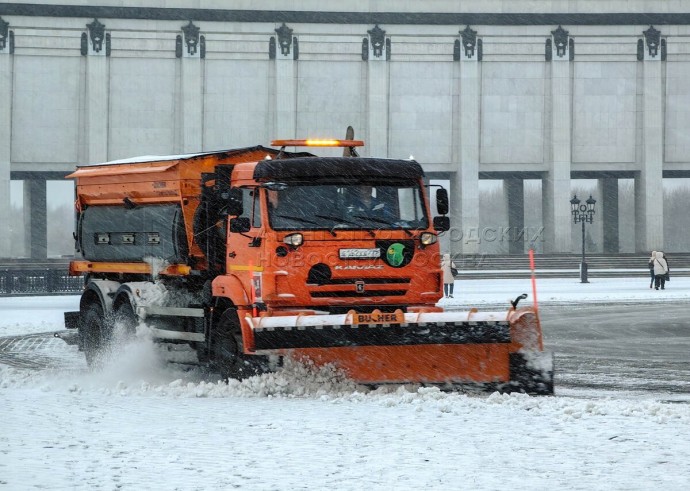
[433,216,450,232]
[436,188,449,216]
[230,217,251,234]
[227,188,244,216]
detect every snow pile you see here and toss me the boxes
[2,348,689,426]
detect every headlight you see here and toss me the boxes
[283,233,304,247]
[420,232,437,245]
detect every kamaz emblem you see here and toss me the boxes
[355,281,365,293]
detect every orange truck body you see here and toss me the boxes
[64,142,553,393]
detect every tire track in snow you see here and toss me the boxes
[0,333,78,370]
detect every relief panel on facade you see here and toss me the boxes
[388,62,453,163]
[665,61,690,163]
[480,62,544,165]
[204,60,271,149]
[296,61,363,151]
[11,56,80,163]
[108,58,175,159]
[572,62,636,164]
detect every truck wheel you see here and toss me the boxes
[113,300,138,341]
[81,303,106,368]
[213,309,269,382]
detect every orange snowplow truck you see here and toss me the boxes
[62,139,553,394]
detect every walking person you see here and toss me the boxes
[648,251,656,289]
[652,250,669,290]
[441,253,458,298]
[662,252,670,287]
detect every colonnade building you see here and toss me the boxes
[2,1,690,258]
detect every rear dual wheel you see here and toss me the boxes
[80,300,138,368]
[81,302,107,368]
[112,300,138,342]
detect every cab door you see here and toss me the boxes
[226,187,264,304]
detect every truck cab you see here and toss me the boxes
[219,155,448,317]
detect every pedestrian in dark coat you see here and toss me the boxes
[648,251,656,289]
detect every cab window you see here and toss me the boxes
[239,188,261,228]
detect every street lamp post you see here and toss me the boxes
[570,194,596,283]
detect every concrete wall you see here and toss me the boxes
[4,1,690,257]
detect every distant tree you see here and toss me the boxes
[7,203,75,258]
[8,205,25,257]
[47,204,75,258]
[478,184,507,254]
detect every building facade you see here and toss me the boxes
[2,1,690,258]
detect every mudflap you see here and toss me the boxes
[55,311,82,346]
[54,330,80,345]
[64,311,80,330]
[503,351,554,395]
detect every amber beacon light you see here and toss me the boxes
[271,139,364,148]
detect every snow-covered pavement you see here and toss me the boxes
[1,278,690,490]
[443,275,690,308]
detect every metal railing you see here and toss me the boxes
[0,269,83,296]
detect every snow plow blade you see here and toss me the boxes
[245,308,554,394]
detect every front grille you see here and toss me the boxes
[309,276,411,299]
[309,277,410,285]
[311,290,407,298]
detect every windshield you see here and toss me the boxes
[267,182,429,231]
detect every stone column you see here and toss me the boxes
[635,27,664,252]
[270,23,297,141]
[543,26,573,253]
[505,178,525,254]
[0,19,12,258]
[597,178,619,253]
[456,26,481,255]
[365,25,389,159]
[179,21,203,153]
[84,19,108,163]
[23,180,47,259]
[448,171,462,256]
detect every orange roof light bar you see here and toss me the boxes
[271,139,364,148]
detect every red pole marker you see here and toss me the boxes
[529,249,539,312]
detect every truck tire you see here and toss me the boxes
[212,309,269,381]
[113,300,138,342]
[81,302,106,368]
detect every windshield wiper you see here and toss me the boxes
[273,214,319,225]
[314,215,374,237]
[352,215,413,236]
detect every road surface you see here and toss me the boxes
[540,303,690,399]
[1,302,689,400]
